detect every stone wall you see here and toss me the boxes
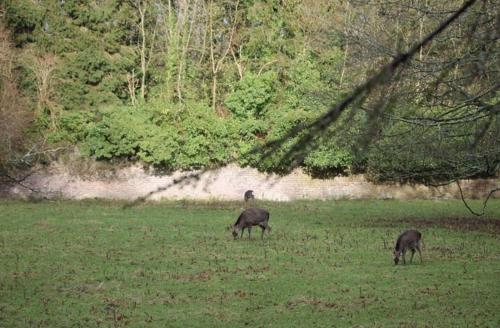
[2,163,498,201]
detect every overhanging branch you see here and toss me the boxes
[253,0,478,169]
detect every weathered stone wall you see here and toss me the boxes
[2,163,498,201]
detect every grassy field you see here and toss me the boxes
[0,199,499,327]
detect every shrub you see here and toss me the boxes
[82,102,238,170]
[225,71,275,118]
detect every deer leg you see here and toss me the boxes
[248,227,252,239]
[260,226,265,239]
[240,227,245,239]
[402,250,406,265]
[410,249,415,263]
[260,223,269,239]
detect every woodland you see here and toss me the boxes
[0,0,498,185]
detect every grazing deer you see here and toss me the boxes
[230,207,270,240]
[393,230,423,265]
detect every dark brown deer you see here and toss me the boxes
[244,190,255,201]
[230,207,270,240]
[393,230,423,265]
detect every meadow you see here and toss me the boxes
[0,199,499,327]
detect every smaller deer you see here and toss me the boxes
[230,207,270,240]
[244,190,255,201]
[393,230,423,265]
[243,190,255,209]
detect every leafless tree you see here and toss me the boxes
[0,21,64,192]
[22,51,59,129]
[129,0,159,101]
[207,0,240,114]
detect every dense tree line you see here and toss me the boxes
[1,0,498,184]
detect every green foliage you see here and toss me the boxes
[303,144,353,177]
[225,72,275,118]
[48,111,95,144]
[155,103,237,169]
[82,103,237,170]
[4,0,496,182]
[3,0,356,177]
[4,0,135,112]
[365,111,500,184]
[4,0,42,45]
[84,107,149,159]
[233,50,346,174]
[283,54,330,112]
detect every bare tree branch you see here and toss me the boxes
[456,180,499,217]
[252,0,478,169]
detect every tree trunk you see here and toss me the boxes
[139,3,147,100]
[211,75,217,112]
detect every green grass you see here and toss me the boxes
[0,199,499,327]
